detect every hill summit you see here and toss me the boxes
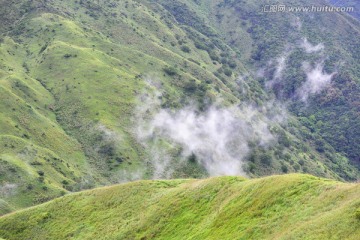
[0,174,359,240]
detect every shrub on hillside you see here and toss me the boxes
[181,45,191,53]
[194,41,208,51]
[281,164,288,173]
[208,51,219,61]
[98,143,115,157]
[223,68,232,77]
[188,153,197,163]
[163,66,177,76]
[228,61,237,69]
[184,80,197,93]
[260,152,273,165]
[356,209,360,220]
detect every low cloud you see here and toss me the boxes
[291,16,302,31]
[301,38,324,53]
[263,38,332,102]
[297,62,336,101]
[151,107,253,176]
[135,83,287,178]
[266,55,287,89]
[97,124,123,143]
[0,183,17,197]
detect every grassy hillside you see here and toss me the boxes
[0,174,359,240]
[0,0,249,210]
[0,0,359,212]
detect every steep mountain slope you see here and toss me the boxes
[203,0,360,166]
[0,0,250,210]
[0,174,359,240]
[0,0,359,212]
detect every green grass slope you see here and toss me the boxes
[0,0,359,213]
[1,0,240,210]
[0,174,359,240]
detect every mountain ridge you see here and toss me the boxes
[0,174,359,240]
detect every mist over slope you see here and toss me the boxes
[0,0,359,212]
[136,93,287,178]
[0,174,359,240]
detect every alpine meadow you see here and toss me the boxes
[0,0,359,239]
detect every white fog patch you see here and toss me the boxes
[135,84,287,178]
[262,38,332,102]
[110,169,145,183]
[272,55,287,82]
[236,74,251,95]
[301,38,324,53]
[266,55,288,89]
[150,107,251,176]
[256,67,266,78]
[134,80,176,179]
[274,56,287,80]
[0,183,17,197]
[291,16,302,30]
[297,62,336,101]
[97,124,122,142]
